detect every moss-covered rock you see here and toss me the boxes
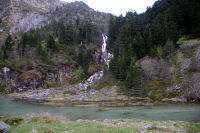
[1,117,24,126]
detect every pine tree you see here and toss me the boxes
[47,35,57,52]
[2,35,14,59]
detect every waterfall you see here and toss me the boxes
[101,34,107,53]
[75,34,113,90]
[101,34,113,68]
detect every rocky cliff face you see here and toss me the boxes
[0,0,111,45]
[0,0,62,34]
[0,64,71,93]
[136,39,200,101]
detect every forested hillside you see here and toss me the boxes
[0,0,111,93]
[108,0,200,100]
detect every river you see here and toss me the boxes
[0,97,200,122]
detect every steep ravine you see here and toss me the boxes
[74,34,113,90]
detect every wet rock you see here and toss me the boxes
[117,121,123,125]
[140,124,168,133]
[162,98,187,103]
[29,130,38,133]
[77,119,84,122]
[0,121,10,133]
[140,124,153,132]
[180,58,191,72]
[75,71,103,90]
[17,89,55,101]
[103,119,109,123]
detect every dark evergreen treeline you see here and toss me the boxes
[108,0,200,93]
[0,19,102,81]
[18,19,101,54]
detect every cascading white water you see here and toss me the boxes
[102,34,108,53]
[75,34,113,90]
[101,34,113,68]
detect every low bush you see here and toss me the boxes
[2,117,24,125]
[148,90,165,100]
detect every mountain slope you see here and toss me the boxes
[0,0,112,45]
[0,0,112,93]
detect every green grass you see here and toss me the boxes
[4,116,199,133]
[12,120,138,133]
[185,123,200,132]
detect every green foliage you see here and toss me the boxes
[147,90,165,100]
[0,49,3,60]
[166,90,179,98]
[176,36,188,45]
[0,86,6,93]
[57,20,101,45]
[69,66,85,84]
[163,40,175,57]
[2,117,24,125]
[186,123,200,133]
[2,35,15,59]
[76,45,93,74]
[88,65,97,75]
[150,45,163,58]
[172,55,182,65]
[108,0,200,95]
[36,43,48,58]
[47,35,58,52]
[93,72,116,90]
[75,66,85,77]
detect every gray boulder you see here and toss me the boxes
[29,130,38,133]
[0,121,10,133]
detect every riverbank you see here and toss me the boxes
[7,87,153,107]
[0,115,200,133]
[6,86,193,107]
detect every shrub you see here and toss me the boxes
[2,117,24,125]
[172,55,182,65]
[167,90,179,98]
[29,116,56,124]
[0,86,6,93]
[163,40,175,57]
[69,66,85,84]
[148,90,165,100]
[150,45,163,58]
[176,36,188,45]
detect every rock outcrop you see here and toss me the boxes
[0,0,111,36]
[0,0,62,34]
[136,39,200,101]
[29,129,38,133]
[0,121,10,133]
[0,64,70,93]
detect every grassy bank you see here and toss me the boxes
[1,116,200,133]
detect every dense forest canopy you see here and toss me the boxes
[0,19,103,85]
[108,0,200,94]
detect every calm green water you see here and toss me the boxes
[0,97,200,122]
